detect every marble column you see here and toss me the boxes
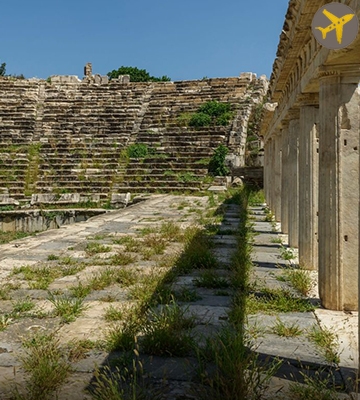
[298,95,319,270]
[281,124,289,234]
[318,67,359,311]
[288,112,300,248]
[269,138,276,214]
[264,139,271,208]
[273,132,282,222]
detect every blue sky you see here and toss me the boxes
[1,0,289,81]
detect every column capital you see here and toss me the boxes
[318,64,360,83]
[280,119,290,129]
[286,108,300,121]
[296,93,319,107]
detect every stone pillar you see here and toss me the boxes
[298,95,319,270]
[318,67,360,311]
[273,132,282,222]
[287,112,300,247]
[281,124,289,234]
[269,139,276,214]
[264,139,272,209]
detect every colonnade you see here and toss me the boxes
[264,66,360,312]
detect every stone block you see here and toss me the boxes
[207,186,227,193]
[239,72,256,82]
[225,154,240,168]
[110,193,131,208]
[0,195,19,206]
[30,193,80,205]
[50,75,81,84]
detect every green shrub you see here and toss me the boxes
[208,144,230,176]
[187,101,234,128]
[198,101,231,117]
[189,112,212,128]
[216,111,234,126]
[126,144,148,158]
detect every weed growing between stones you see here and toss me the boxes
[307,325,340,364]
[271,318,303,337]
[195,329,281,400]
[289,369,342,400]
[280,245,296,260]
[66,339,98,362]
[12,331,71,400]
[0,282,20,300]
[141,300,196,357]
[85,242,112,255]
[0,315,12,331]
[48,292,88,323]
[69,281,92,298]
[12,297,35,314]
[12,264,62,290]
[246,288,315,314]
[247,189,265,206]
[91,340,162,400]
[194,269,230,289]
[110,252,137,266]
[195,186,281,400]
[104,305,124,322]
[283,266,314,296]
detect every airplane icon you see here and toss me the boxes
[316,9,355,44]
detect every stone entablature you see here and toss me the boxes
[261,0,360,141]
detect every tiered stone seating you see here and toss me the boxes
[0,79,40,197]
[0,75,266,200]
[116,77,265,192]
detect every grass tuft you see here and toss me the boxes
[48,292,88,323]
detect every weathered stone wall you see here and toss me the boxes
[0,73,267,199]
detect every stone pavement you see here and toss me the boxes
[248,205,359,400]
[0,194,238,399]
[0,195,358,399]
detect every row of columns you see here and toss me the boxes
[264,65,360,312]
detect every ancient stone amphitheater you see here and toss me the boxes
[0,70,266,204]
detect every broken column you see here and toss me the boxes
[318,66,359,311]
[298,94,319,270]
[84,63,92,78]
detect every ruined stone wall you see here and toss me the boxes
[0,74,267,199]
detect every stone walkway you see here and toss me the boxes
[0,195,358,399]
[248,205,359,400]
[0,194,239,399]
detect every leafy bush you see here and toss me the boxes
[217,111,234,126]
[189,112,212,128]
[186,101,234,128]
[126,143,148,158]
[208,144,230,176]
[198,101,231,117]
[107,66,171,82]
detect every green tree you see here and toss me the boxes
[107,66,171,82]
[0,62,6,76]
